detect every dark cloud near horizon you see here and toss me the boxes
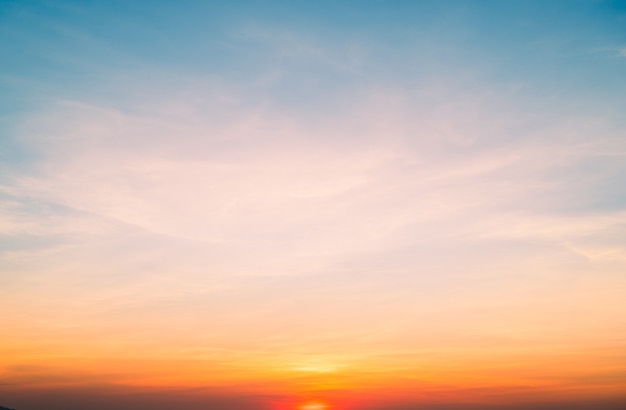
[2,387,626,410]
[0,386,274,410]
[360,397,626,410]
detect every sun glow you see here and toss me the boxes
[299,401,329,410]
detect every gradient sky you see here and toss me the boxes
[1,1,626,409]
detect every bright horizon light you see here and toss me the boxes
[299,401,330,410]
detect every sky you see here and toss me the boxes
[1,1,626,409]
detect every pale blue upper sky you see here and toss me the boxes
[3,0,626,214]
[3,1,626,107]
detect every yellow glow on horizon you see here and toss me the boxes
[299,401,329,410]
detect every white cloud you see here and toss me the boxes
[6,77,626,271]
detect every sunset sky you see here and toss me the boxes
[1,1,626,409]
